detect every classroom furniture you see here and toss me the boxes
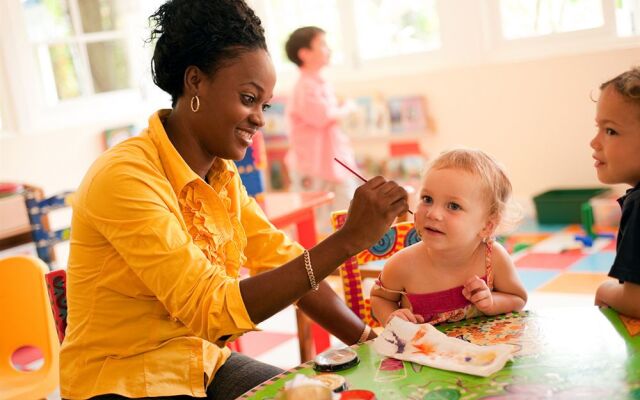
[259,191,335,362]
[24,189,73,267]
[330,210,421,327]
[237,307,640,399]
[533,187,609,224]
[0,255,60,400]
[45,269,68,343]
[0,185,42,253]
[0,185,72,268]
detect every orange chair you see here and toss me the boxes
[330,210,421,327]
[0,256,60,399]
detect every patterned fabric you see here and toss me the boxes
[45,269,67,342]
[376,242,494,325]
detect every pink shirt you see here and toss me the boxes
[285,70,356,183]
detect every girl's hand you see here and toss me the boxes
[463,275,494,314]
[385,308,425,326]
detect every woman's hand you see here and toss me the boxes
[385,308,425,326]
[338,176,408,255]
[463,275,494,314]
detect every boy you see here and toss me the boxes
[591,67,640,319]
[284,26,358,218]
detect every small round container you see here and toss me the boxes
[310,373,348,392]
[313,348,359,372]
[339,389,377,399]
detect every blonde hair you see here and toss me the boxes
[426,148,518,232]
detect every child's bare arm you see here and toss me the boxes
[465,242,527,315]
[370,285,400,324]
[595,280,640,318]
[370,254,423,325]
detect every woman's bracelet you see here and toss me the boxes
[303,249,319,291]
[357,324,372,343]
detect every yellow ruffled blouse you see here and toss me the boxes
[60,110,303,399]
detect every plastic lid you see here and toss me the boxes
[313,348,359,372]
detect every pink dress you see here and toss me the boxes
[376,242,494,325]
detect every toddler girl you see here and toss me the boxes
[371,149,527,326]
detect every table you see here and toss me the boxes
[259,191,336,362]
[239,307,640,399]
[0,185,43,251]
[259,192,334,249]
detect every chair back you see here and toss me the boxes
[330,211,421,327]
[0,255,60,399]
[45,268,68,343]
[24,189,73,267]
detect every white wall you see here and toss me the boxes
[1,46,638,205]
[336,46,640,209]
[0,126,105,195]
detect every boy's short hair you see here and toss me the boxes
[600,66,640,108]
[285,26,325,67]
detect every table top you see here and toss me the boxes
[258,191,335,227]
[239,307,640,399]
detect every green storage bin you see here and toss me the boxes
[533,188,610,224]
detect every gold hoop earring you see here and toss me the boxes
[190,95,200,113]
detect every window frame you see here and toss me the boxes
[0,0,150,136]
[481,0,635,59]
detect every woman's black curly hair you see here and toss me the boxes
[148,0,267,106]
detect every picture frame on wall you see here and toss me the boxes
[103,125,136,150]
[387,95,429,134]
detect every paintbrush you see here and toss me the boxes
[334,157,413,215]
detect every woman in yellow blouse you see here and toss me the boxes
[59,1,408,399]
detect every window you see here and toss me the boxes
[21,0,133,104]
[616,0,640,36]
[252,0,345,69]
[499,0,604,39]
[354,0,440,60]
[1,0,637,135]
[0,0,151,134]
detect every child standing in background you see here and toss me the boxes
[592,67,640,319]
[371,149,527,326]
[284,26,358,215]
